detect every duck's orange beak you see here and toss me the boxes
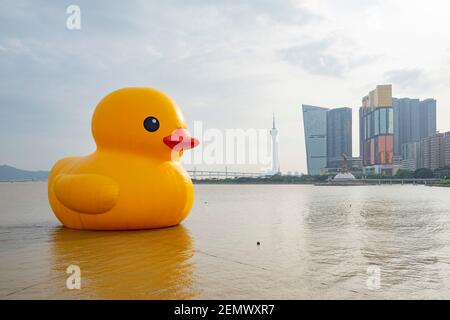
[163,128,199,151]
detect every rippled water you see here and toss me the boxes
[1,182,450,299]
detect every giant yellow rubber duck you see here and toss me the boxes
[48,87,199,230]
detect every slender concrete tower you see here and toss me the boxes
[270,113,280,174]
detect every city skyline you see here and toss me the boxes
[303,83,443,176]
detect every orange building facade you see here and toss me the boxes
[359,85,398,175]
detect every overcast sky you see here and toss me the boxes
[1,0,450,172]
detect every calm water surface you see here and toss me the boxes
[1,182,450,299]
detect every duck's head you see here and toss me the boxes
[92,87,199,160]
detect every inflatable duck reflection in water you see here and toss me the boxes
[48,88,199,230]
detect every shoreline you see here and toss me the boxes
[2,180,449,188]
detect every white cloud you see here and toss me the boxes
[384,68,430,91]
[280,41,346,77]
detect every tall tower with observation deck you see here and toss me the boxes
[270,113,280,174]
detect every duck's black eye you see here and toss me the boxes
[144,116,160,132]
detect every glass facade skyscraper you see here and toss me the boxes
[327,107,352,169]
[420,99,437,140]
[303,105,352,175]
[359,85,395,174]
[393,97,437,157]
[302,105,328,175]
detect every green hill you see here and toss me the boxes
[0,165,49,181]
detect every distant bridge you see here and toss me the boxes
[185,169,442,184]
[187,169,262,180]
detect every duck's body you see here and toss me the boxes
[49,151,193,230]
[48,87,198,230]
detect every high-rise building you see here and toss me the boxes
[421,99,437,139]
[303,105,352,175]
[421,133,445,171]
[401,132,450,173]
[270,113,280,174]
[401,141,421,172]
[393,97,436,156]
[327,107,352,169]
[359,85,396,175]
[302,105,328,175]
[445,133,450,167]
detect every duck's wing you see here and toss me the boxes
[53,173,119,214]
